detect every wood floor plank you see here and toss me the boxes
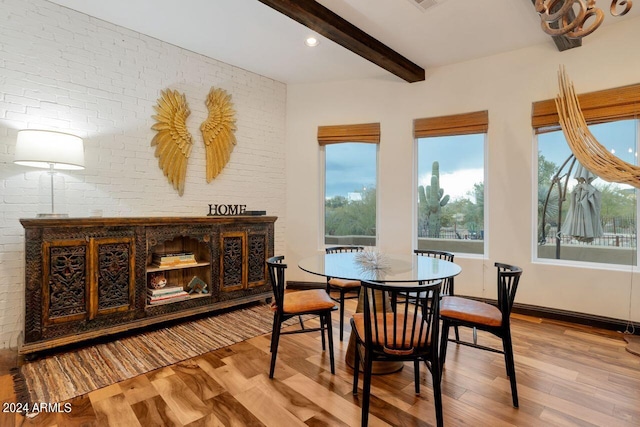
[196,351,227,369]
[407,392,515,427]
[458,389,544,427]
[0,412,18,427]
[172,360,225,401]
[365,392,432,427]
[364,369,416,412]
[283,373,390,427]
[183,412,225,427]
[146,366,176,382]
[304,409,352,426]
[151,374,210,425]
[233,380,309,426]
[204,391,265,427]
[612,403,640,425]
[92,392,141,427]
[196,362,254,397]
[219,346,272,379]
[87,383,122,404]
[539,406,600,427]
[513,353,579,382]
[549,380,616,416]
[130,395,181,427]
[494,377,638,427]
[119,374,160,405]
[271,348,331,383]
[20,411,58,427]
[250,374,323,421]
[54,395,97,427]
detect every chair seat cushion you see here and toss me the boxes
[352,312,429,354]
[440,296,502,327]
[328,278,361,289]
[282,289,336,314]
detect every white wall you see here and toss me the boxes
[0,0,287,349]
[285,17,640,325]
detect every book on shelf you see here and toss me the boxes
[151,252,197,267]
[186,276,208,294]
[147,290,189,304]
[147,286,185,296]
[148,295,190,305]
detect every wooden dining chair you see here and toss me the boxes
[325,245,364,341]
[351,279,444,427]
[439,262,523,407]
[414,249,459,341]
[266,256,336,378]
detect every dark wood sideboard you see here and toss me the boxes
[20,216,276,356]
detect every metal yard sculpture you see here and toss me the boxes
[556,67,640,189]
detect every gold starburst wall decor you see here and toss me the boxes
[201,87,237,182]
[151,87,237,196]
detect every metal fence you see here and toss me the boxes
[541,216,637,248]
[437,229,484,240]
[542,230,636,248]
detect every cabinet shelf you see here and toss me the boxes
[146,261,211,273]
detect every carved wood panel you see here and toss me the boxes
[247,232,267,287]
[91,237,136,318]
[43,240,89,325]
[221,232,246,292]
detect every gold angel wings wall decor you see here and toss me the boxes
[201,88,237,182]
[151,89,193,196]
[151,87,237,196]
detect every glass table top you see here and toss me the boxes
[298,252,461,283]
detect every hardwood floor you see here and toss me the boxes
[1,299,639,426]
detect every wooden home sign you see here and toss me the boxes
[207,204,266,216]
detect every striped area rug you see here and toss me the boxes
[14,304,295,405]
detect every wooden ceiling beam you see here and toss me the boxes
[256,0,425,83]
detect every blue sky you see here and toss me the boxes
[325,143,377,198]
[539,119,637,189]
[325,120,638,200]
[417,134,484,201]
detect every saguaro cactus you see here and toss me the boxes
[419,161,450,238]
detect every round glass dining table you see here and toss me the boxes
[298,251,462,284]
[298,251,462,373]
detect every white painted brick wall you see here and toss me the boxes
[0,0,287,349]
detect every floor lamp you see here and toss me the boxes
[14,130,85,218]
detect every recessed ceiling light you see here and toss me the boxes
[305,36,319,47]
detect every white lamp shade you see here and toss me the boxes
[14,130,85,170]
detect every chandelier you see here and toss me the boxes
[535,0,632,39]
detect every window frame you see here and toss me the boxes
[532,84,640,270]
[318,123,380,249]
[413,111,489,257]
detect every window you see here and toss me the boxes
[414,111,487,255]
[319,123,379,246]
[533,84,640,266]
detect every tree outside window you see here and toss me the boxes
[324,142,377,246]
